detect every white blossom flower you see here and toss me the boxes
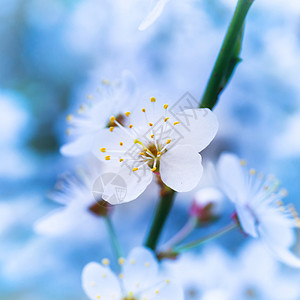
[34,160,106,237]
[218,152,300,267]
[139,0,170,31]
[82,247,183,300]
[92,96,218,204]
[61,71,136,156]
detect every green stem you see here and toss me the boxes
[145,189,176,251]
[200,0,254,109]
[104,216,123,260]
[172,222,238,254]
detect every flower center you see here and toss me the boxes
[101,97,180,174]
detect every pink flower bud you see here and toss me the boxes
[190,187,224,223]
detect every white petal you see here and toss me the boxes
[258,209,295,248]
[122,247,159,295]
[82,262,122,300]
[173,108,218,152]
[235,204,258,238]
[99,164,153,204]
[141,279,184,300]
[160,145,203,192]
[34,208,75,236]
[217,152,247,205]
[263,243,300,268]
[138,0,169,31]
[60,133,95,156]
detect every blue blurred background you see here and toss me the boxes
[1,0,300,299]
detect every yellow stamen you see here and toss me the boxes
[164,117,169,122]
[130,260,135,264]
[164,104,168,109]
[110,116,115,123]
[125,111,131,117]
[119,158,124,162]
[173,121,180,125]
[132,167,138,172]
[149,123,153,126]
[102,258,110,266]
[240,159,247,166]
[166,139,171,144]
[143,148,148,152]
[150,97,156,102]
[129,124,133,128]
[151,134,154,138]
[249,169,256,175]
[100,148,106,153]
[139,152,145,156]
[142,108,146,112]
[155,290,159,294]
[105,156,111,161]
[157,152,161,156]
[120,142,123,146]
[166,279,170,284]
[66,114,73,122]
[97,295,101,299]
[145,262,150,267]
[151,167,156,172]
[119,273,124,279]
[102,79,110,85]
[109,127,114,132]
[118,258,125,265]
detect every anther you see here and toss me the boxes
[125,112,131,117]
[149,123,153,126]
[132,167,138,172]
[145,262,150,267]
[120,142,123,146]
[66,114,73,122]
[249,169,256,175]
[66,129,72,135]
[166,139,171,144]
[164,117,169,122]
[150,97,156,102]
[100,148,106,152]
[109,127,114,132]
[118,257,125,265]
[157,152,161,156]
[105,156,111,160]
[129,124,133,129]
[110,116,116,123]
[102,258,110,266]
[164,104,168,109]
[173,121,180,125]
[240,160,247,166]
[151,134,154,138]
[102,79,110,85]
[142,108,146,112]
[120,158,124,162]
[139,152,145,156]
[151,167,156,172]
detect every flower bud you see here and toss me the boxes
[190,187,224,224]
